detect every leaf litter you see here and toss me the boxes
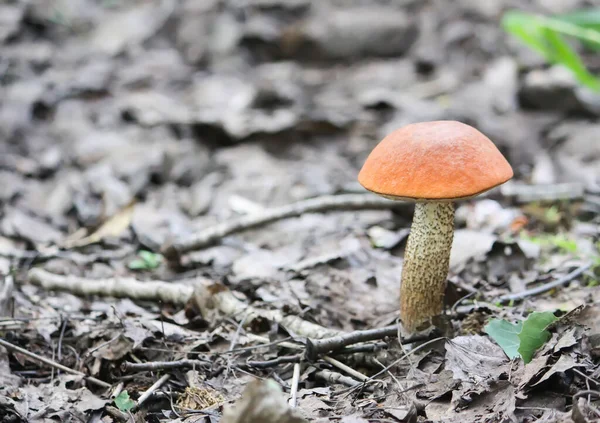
[0,0,598,422]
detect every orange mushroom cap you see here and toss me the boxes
[358,120,514,201]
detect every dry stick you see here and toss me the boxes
[333,342,388,355]
[323,356,369,382]
[137,374,171,407]
[288,363,301,408]
[246,354,302,369]
[500,182,585,203]
[163,194,406,257]
[343,337,446,396]
[28,268,194,305]
[497,262,593,303]
[28,270,341,341]
[306,325,433,359]
[315,369,361,388]
[122,359,210,373]
[0,338,111,389]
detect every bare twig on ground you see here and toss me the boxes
[333,342,388,355]
[288,363,301,408]
[162,194,405,257]
[247,354,302,369]
[497,262,593,303]
[323,356,368,382]
[28,268,194,304]
[105,406,130,422]
[315,369,362,388]
[137,374,171,407]
[121,359,210,373]
[0,338,111,389]
[500,182,585,203]
[194,284,342,339]
[343,337,446,396]
[306,325,434,359]
[27,269,342,340]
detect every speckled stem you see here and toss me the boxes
[400,202,454,333]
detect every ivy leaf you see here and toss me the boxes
[484,318,523,360]
[517,311,559,363]
[115,390,136,412]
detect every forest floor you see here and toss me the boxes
[0,0,599,422]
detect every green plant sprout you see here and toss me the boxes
[128,250,163,271]
[520,232,579,254]
[502,9,600,91]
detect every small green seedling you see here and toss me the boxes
[128,250,163,271]
[502,9,600,91]
[485,311,559,363]
[521,232,578,254]
[114,390,136,412]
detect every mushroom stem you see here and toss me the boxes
[400,201,455,333]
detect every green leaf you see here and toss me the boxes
[502,10,600,91]
[128,250,163,270]
[558,8,600,32]
[517,311,559,363]
[484,318,523,359]
[128,259,149,270]
[115,390,136,412]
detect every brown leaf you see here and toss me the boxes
[63,201,135,248]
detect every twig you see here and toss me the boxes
[105,406,130,422]
[323,356,368,382]
[500,182,585,203]
[333,342,388,355]
[497,262,593,303]
[111,382,125,398]
[246,354,302,369]
[306,325,434,359]
[137,374,171,407]
[27,269,341,341]
[315,369,362,388]
[0,337,111,389]
[194,283,341,339]
[346,337,446,395]
[162,194,405,257]
[28,268,195,305]
[288,363,301,408]
[121,359,210,373]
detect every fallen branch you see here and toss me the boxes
[0,337,111,389]
[28,268,194,304]
[315,369,362,388]
[322,355,368,382]
[121,359,210,373]
[500,182,585,203]
[288,363,301,408]
[247,354,302,369]
[137,374,170,407]
[27,269,341,340]
[497,262,593,303]
[162,194,405,258]
[194,284,342,339]
[306,325,434,359]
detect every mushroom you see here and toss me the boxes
[358,121,513,333]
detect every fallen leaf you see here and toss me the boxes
[518,312,559,363]
[484,319,522,360]
[532,354,578,386]
[64,201,135,248]
[445,336,509,382]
